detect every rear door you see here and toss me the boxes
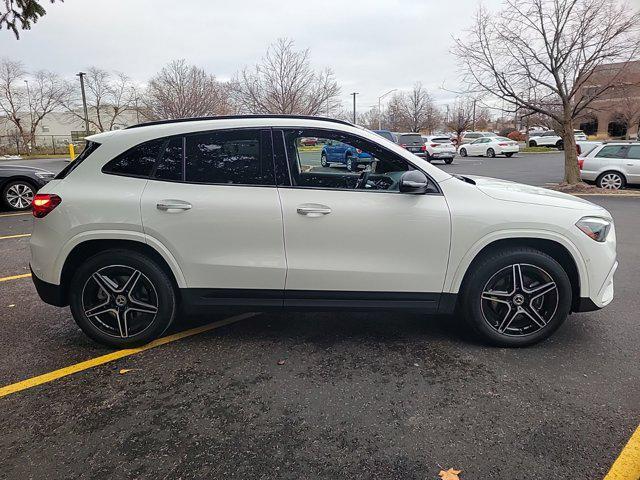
[623,145,640,183]
[140,129,286,306]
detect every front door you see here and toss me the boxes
[273,128,451,310]
[140,129,286,305]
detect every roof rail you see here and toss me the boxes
[125,114,353,130]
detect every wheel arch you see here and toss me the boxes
[1,175,39,190]
[450,235,587,311]
[58,238,185,305]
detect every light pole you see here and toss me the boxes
[76,72,90,137]
[377,89,397,130]
[350,92,359,124]
[24,80,33,149]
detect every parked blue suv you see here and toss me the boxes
[321,140,374,171]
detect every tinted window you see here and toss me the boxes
[103,140,163,177]
[154,137,183,181]
[397,134,423,145]
[373,130,395,142]
[626,145,640,159]
[596,146,627,158]
[185,129,273,185]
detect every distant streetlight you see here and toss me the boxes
[76,72,90,137]
[377,89,397,130]
[24,80,33,148]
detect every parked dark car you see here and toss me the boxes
[0,164,55,211]
[395,133,427,158]
[372,130,396,142]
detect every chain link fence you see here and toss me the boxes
[0,134,88,156]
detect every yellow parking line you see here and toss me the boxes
[604,424,640,480]
[0,273,31,282]
[0,212,31,218]
[0,233,30,240]
[0,312,257,398]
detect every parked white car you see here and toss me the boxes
[574,130,588,141]
[30,115,616,349]
[421,135,456,164]
[579,142,640,189]
[458,136,520,158]
[528,130,587,149]
[459,131,497,145]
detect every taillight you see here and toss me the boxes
[576,144,582,155]
[400,144,407,148]
[578,158,585,170]
[421,145,427,151]
[430,143,439,148]
[356,148,362,154]
[32,194,62,218]
[498,143,508,146]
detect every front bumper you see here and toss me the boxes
[574,259,617,312]
[30,266,67,307]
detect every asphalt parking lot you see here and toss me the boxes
[1,155,639,479]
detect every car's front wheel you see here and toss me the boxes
[320,153,329,167]
[461,247,572,347]
[346,156,356,172]
[505,152,514,158]
[486,148,496,158]
[2,179,36,211]
[529,140,537,147]
[69,249,177,348]
[459,148,467,157]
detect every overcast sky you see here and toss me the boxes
[3,0,640,113]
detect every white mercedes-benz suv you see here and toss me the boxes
[30,116,617,348]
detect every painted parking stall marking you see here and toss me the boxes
[0,273,31,283]
[604,424,640,480]
[0,312,258,398]
[0,233,30,240]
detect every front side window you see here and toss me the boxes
[102,139,163,177]
[596,146,627,158]
[281,129,430,193]
[185,129,274,185]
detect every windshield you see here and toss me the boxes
[397,134,423,144]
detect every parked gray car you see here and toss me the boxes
[0,165,55,210]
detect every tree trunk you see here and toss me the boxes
[562,117,581,184]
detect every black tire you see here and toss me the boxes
[444,157,454,164]
[505,152,514,158]
[596,171,626,190]
[2,179,37,211]
[426,153,433,163]
[556,140,564,150]
[486,148,496,158]
[460,247,572,347]
[459,148,467,157]
[529,140,537,147]
[346,155,356,172]
[69,249,177,348]
[320,153,329,167]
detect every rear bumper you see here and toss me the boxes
[30,266,67,307]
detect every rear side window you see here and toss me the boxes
[596,146,627,158]
[103,139,163,177]
[185,129,274,185]
[154,137,184,181]
[54,141,101,179]
[626,145,640,159]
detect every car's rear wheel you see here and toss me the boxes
[529,140,537,147]
[486,148,496,158]
[556,140,564,150]
[461,247,571,347]
[346,155,356,172]
[459,148,467,157]
[2,180,36,211]
[444,157,453,164]
[505,152,514,158]
[426,153,433,163]
[596,171,626,190]
[69,249,177,348]
[320,153,329,167]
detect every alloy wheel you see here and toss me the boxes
[81,265,159,339]
[480,263,559,337]
[6,183,34,209]
[599,173,623,190]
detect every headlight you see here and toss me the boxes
[575,217,612,242]
[35,172,54,180]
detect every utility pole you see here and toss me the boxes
[350,92,359,124]
[377,89,397,130]
[472,98,477,131]
[76,72,90,137]
[24,80,33,149]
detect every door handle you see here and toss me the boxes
[156,200,192,211]
[297,204,332,217]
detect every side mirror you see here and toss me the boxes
[399,170,429,194]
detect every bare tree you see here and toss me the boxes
[62,67,137,132]
[145,59,232,120]
[446,97,475,144]
[399,82,440,133]
[0,58,68,148]
[453,0,640,184]
[610,78,640,139]
[357,107,380,130]
[231,38,341,115]
[1,0,61,39]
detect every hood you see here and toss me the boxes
[0,164,54,174]
[467,175,607,212]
